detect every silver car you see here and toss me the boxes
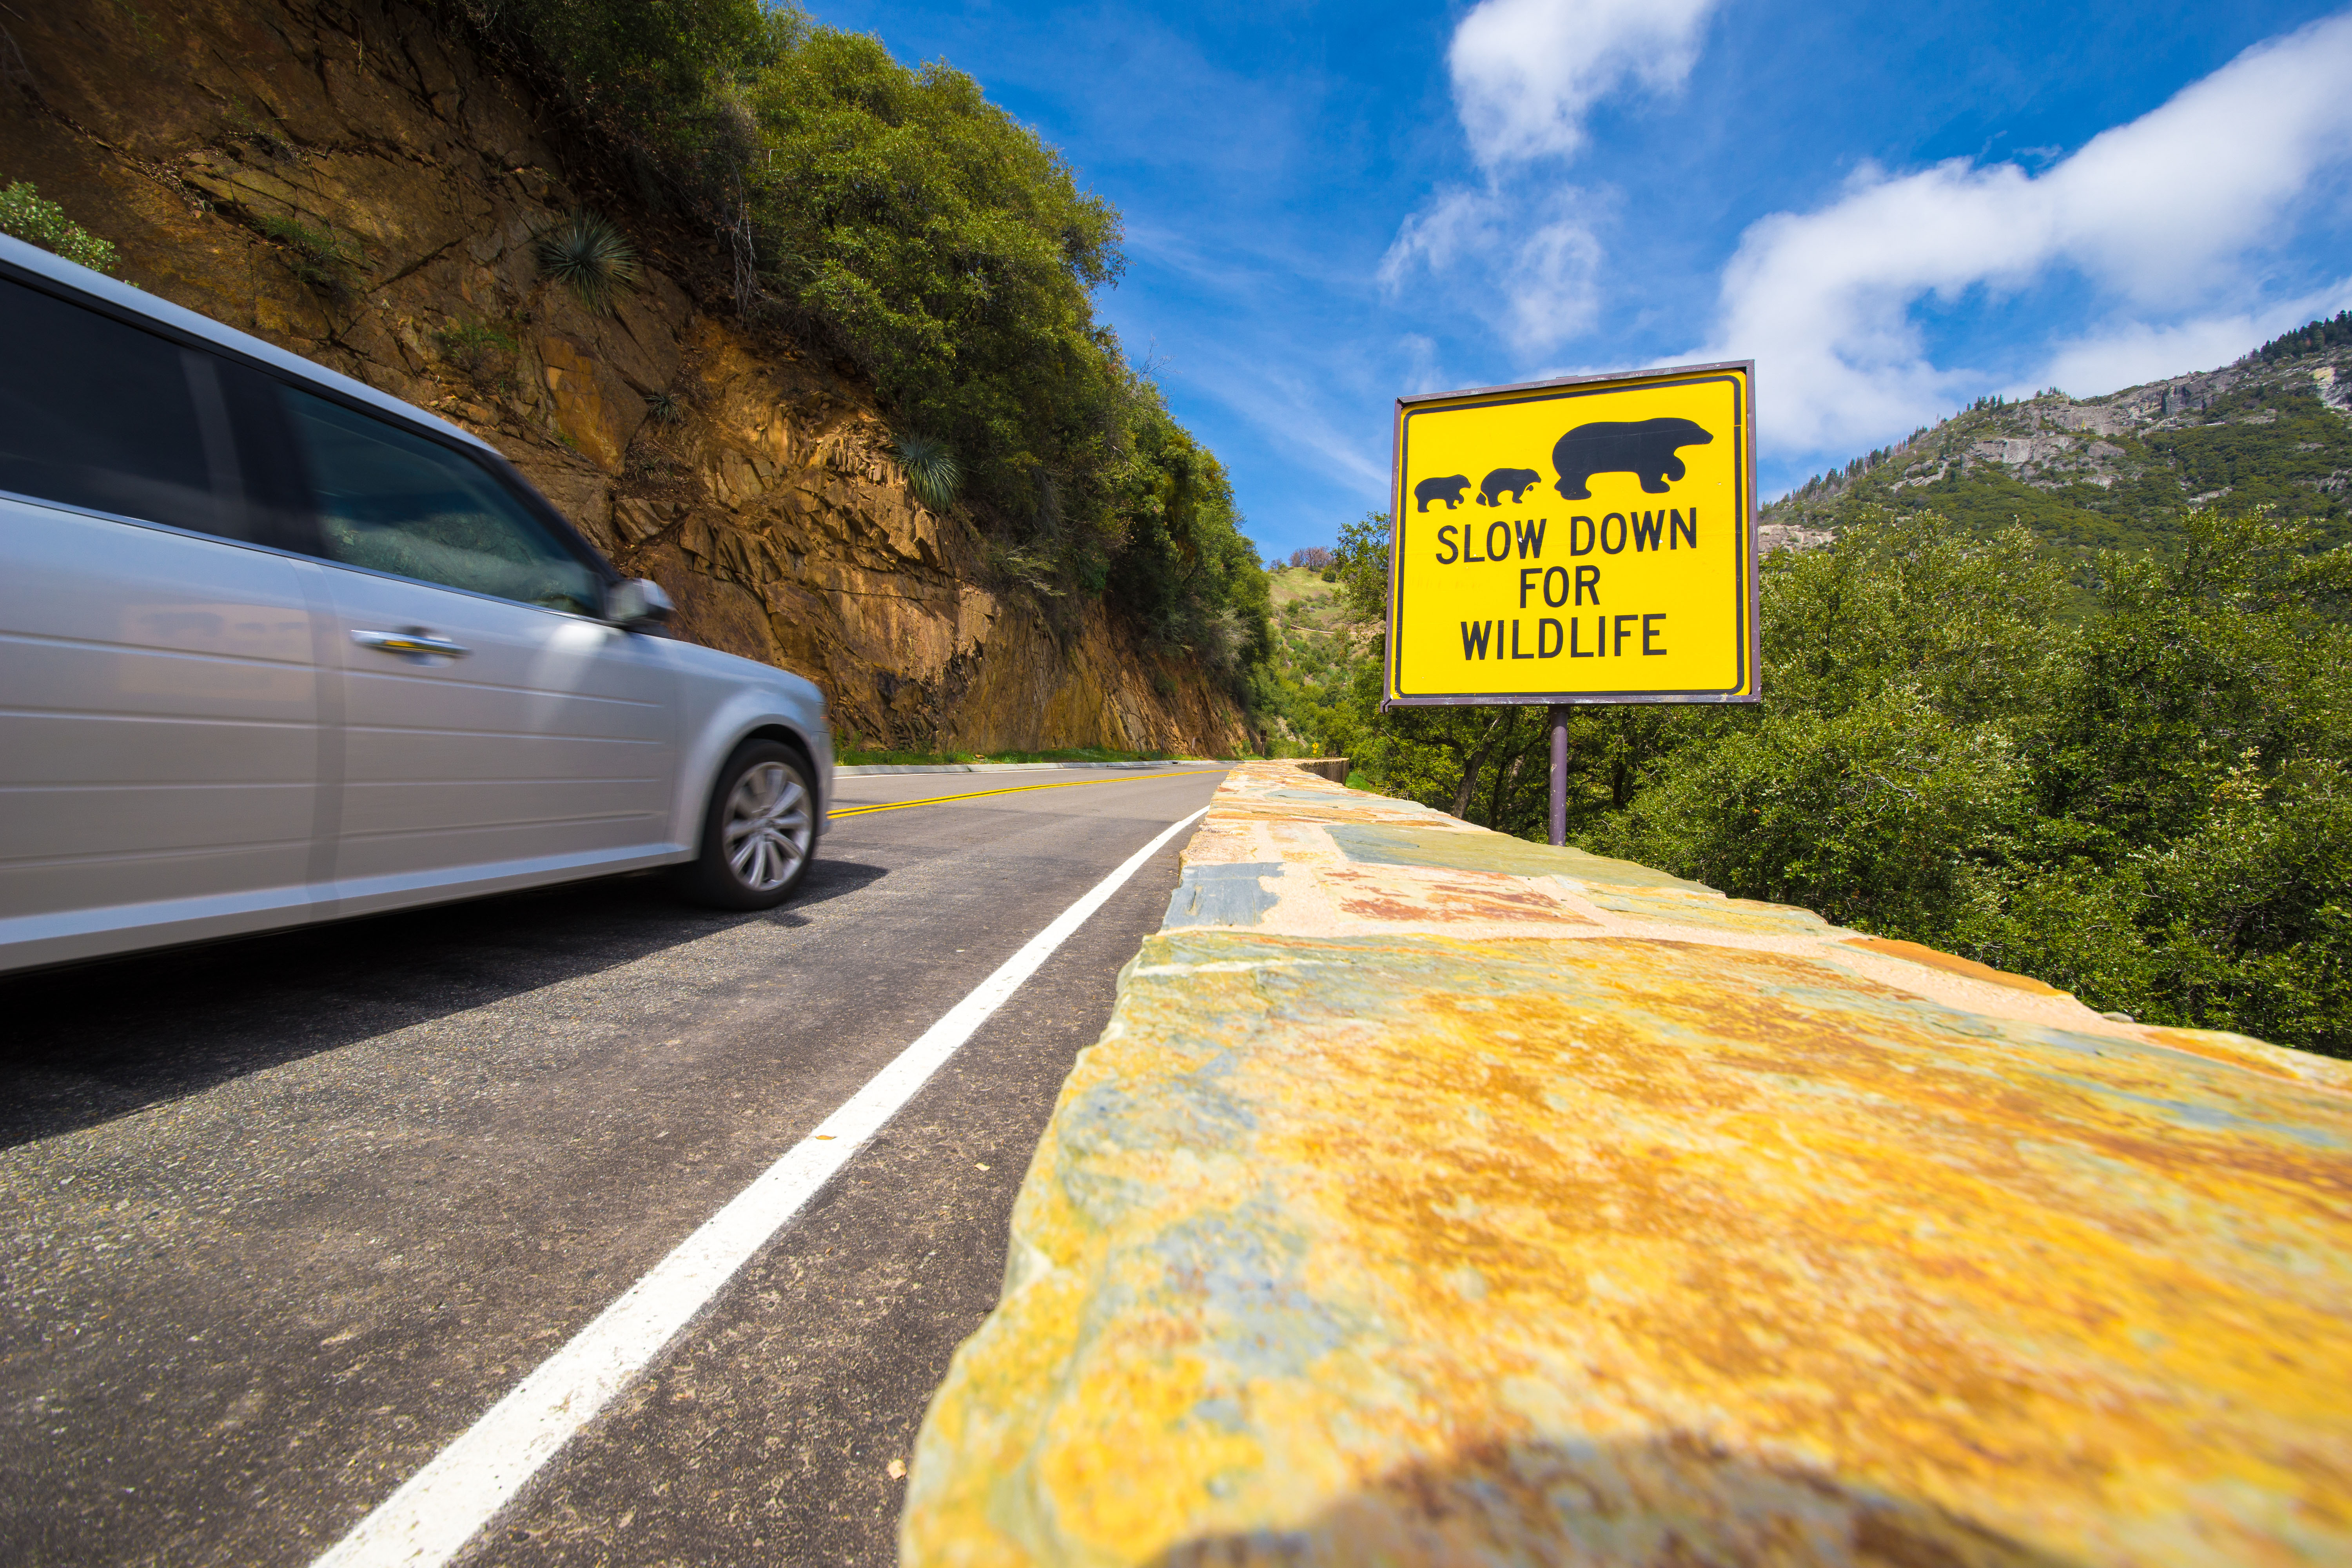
[0,233,829,975]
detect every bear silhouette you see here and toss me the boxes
[1550,418,1713,499]
[1477,467,1542,506]
[1413,474,1471,511]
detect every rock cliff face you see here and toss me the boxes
[1762,336,2352,554]
[0,0,1252,755]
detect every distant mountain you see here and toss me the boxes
[1758,312,2352,563]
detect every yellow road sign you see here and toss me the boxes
[1385,362,1757,707]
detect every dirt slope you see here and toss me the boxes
[0,0,1250,755]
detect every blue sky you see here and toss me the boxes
[813,0,2352,562]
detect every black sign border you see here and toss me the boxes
[1383,360,1760,710]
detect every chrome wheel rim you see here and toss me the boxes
[722,762,811,893]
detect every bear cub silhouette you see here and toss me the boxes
[1477,468,1541,506]
[1551,418,1713,499]
[1413,474,1471,511]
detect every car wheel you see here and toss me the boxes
[672,740,816,909]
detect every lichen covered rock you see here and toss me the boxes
[905,764,2352,1566]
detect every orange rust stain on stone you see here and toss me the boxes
[1323,867,1595,927]
[906,766,2352,1568]
[2144,1027,2352,1096]
[1846,935,2071,996]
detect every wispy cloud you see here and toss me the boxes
[1448,0,1722,167]
[2029,290,2352,401]
[1122,219,1359,299]
[942,4,1312,183]
[1383,0,1724,369]
[1396,334,1446,396]
[1698,8,2352,455]
[831,0,2352,555]
[1178,339,1393,493]
[1379,186,1608,352]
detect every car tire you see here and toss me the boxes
[670,740,817,909]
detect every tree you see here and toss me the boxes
[1299,504,2352,1055]
[1589,510,2352,1054]
[456,0,1273,702]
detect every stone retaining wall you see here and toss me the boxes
[903,762,2352,1567]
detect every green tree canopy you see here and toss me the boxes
[1297,508,2352,1056]
[454,0,1269,689]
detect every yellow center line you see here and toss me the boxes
[827,768,1229,820]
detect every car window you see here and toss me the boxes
[0,276,239,538]
[279,387,600,615]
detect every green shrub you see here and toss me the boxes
[1597,510,2352,1055]
[1300,508,2352,1056]
[434,318,515,377]
[1598,688,2029,937]
[448,0,777,191]
[1764,381,2352,571]
[738,24,1120,525]
[0,181,118,274]
[447,0,1272,706]
[255,213,361,296]
[983,540,1063,597]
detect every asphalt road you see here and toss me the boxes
[0,765,1228,1567]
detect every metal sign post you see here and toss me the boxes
[1548,703,1568,846]
[1382,362,1762,845]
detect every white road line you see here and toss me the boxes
[310,805,1212,1568]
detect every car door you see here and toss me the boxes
[0,273,329,971]
[272,385,679,914]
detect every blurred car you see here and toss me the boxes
[0,232,830,975]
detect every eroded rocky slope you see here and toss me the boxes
[1762,338,2352,560]
[0,0,1250,754]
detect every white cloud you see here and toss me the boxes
[1379,0,1717,366]
[1397,334,1446,396]
[2030,290,2351,400]
[1379,185,1606,351]
[1702,9,2352,456]
[1448,0,1722,167]
[1184,346,1392,492]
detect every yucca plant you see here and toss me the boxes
[534,210,640,314]
[644,390,686,426]
[895,434,960,512]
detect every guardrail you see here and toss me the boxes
[904,762,2352,1567]
[1284,756,1350,783]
